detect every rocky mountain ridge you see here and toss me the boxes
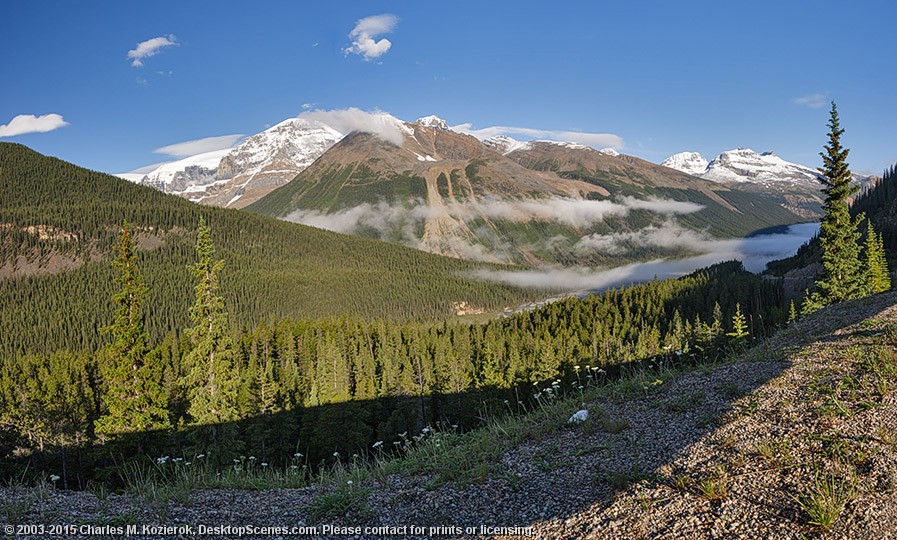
[118,118,342,208]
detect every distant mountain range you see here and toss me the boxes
[662,148,877,189]
[115,112,884,266]
[244,116,808,266]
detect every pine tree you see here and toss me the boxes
[863,221,892,294]
[183,218,239,426]
[95,222,169,437]
[801,288,824,316]
[814,101,864,304]
[726,303,749,351]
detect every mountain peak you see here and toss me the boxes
[600,147,620,157]
[483,135,532,155]
[703,148,820,186]
[415,115,449,130]
[661,152,709,176]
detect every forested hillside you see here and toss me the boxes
[0,143,540,359]
[0,260,787,486]
[767,163,897,276]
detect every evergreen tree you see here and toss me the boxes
[95,222,169,437]
[801,289,824,317]
[183,218,239,426]
[788,300,798,324]
[726,303,749,351]
[814,102,864,304]
[863,221,892,294]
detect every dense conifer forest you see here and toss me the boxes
[0,254,786,486]
[0,143,542,359]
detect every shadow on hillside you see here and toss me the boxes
[2,342,765,493]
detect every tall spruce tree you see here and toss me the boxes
[863,221,892,294]
[95,222,169,437]
[813,101,864,305]
[183,218,239,427]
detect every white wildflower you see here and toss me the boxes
[50,474,60,482]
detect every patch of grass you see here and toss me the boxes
[697,466,729,500]
[697,410,720,428]
[716,379,743,399]
[600,467,652,492]
[671,473,692,492]
[498,470,523,492]
[573,443,610,458]
[306,485,372,525]
[1,497,31,525]
[85,508,139,527]
[601,416,630,434]
[737,396,760,417]
[664,390,705,413]
[797,474,855,529]
[755,439,793,466]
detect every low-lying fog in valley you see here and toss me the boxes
[477,222,820,292]
[287,194,818,292]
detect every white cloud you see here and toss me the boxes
[287,196,702,238]
[793,93,827,109]
[0,113,68,137]
[299,107,404,145]
[153,134,243,158]
[128,35,178,67]
[452,122,624,150]
[343,14,398,60]
[126,161,170,175]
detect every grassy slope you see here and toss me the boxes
[0,143,539,358]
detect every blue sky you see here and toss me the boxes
[2,0,895,175]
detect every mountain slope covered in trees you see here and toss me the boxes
[0,143,540,359]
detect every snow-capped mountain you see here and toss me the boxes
[661,152,709,177]
[483,135,609,156]
[212,118,342,207]
[415,115,450,130]
[662,148,822,186]
[703,148,822,186]
[661,147,878,190]
[136,149,229,194]
[118,118,342,208]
